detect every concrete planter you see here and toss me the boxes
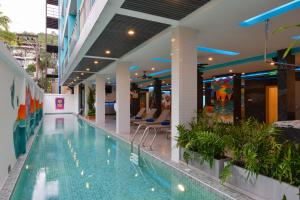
[179,148,227,180]
[225,163,300,200]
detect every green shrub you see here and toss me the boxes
[87,87,95,116]
[177,113,300,187]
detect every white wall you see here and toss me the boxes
[0,43,43,188]
[43,94,75,114]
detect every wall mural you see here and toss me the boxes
[211,76,234,123]
[13,83,43,158]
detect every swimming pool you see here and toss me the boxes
[10,114,232,200]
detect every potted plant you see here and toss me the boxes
[221,119,300,200]
[86,86,95,120]
[177,113,230,179]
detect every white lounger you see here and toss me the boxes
[131,108,157,124]
[131,109,170,142]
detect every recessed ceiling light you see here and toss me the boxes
[229,69,233,73]
[135,72,138,76]
[107,77,110,80]
[151,67,155,71]
[77,76,80,79]
[208,57,213,61]
[270,62,275,66]
[105,50,111,55]
[86,68,90,71]
[81,73,84,76]
[242,72,245,75]
[128,29,135,36]
[94,60,99,64]
[171,38,175,43]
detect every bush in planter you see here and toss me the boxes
[176,113,229,166]
[221,118,300,189]
[87,87,96,116]
[187,131,227,168]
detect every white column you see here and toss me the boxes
[171,26,198,162]
[74,85,79,114]
[116,62,131,134]
[96,75,106,125]
[84,81,92,116]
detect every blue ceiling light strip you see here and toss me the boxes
[201,52,277,72]
[151,58,171,63]
[296,67,300,71]
[196,46,240,56]
[129,65,140,71]
[292,35,300,40]
[148,69,171,76]
[291,46,300,55]
[240,0,300,27]
[203,79,213,83]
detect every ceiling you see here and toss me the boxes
[65,0,300,87]
[121,0,210,20]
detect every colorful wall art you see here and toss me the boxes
[55,98,65,110]
[0,43,43,187]
[211,76,234,123]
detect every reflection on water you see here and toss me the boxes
[32,168,59,200]
[11,114,230,200]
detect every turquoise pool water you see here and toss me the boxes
[11,114,231,200]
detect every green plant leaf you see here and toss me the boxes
[283,40,299,59]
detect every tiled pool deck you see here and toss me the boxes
[0,114,255,200]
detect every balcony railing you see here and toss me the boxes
[61,0,97,77]
[69,21,79,55]
[79,0,96,32]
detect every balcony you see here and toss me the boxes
[69,21,79,55]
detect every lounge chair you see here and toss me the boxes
[131,109,170,141]
[130,107,146,122]
[131,108,157,124]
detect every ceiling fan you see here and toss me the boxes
[138,71,153,80]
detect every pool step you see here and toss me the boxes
[130,153,139,165]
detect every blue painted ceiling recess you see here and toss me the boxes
[292,35,300,40]
[148,69,171,76]
[196,46,240,56]
[240,0,300,27]
[129,66,140,71]
[150,58,172,63]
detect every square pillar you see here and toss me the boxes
[130,83,140,116]
[153,78,162,117]
[233,74,242,123]
[96,75,106,125]
[197,70,203,113]
[84,81,93,117]
[74,85,79,114]
[277,50,296,120]
[116,62,131,134]
[171,26,198,162]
